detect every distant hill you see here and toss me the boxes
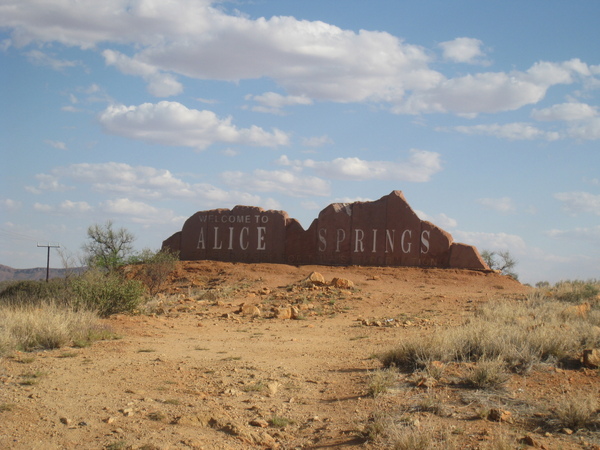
[0,264,82,282]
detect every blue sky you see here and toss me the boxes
[1,0,599,284]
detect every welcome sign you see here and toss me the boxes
[162,191,489,271]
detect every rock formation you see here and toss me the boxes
[162,190,489,271]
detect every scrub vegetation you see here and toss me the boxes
[369,279,600,448]
[0,222,179,356]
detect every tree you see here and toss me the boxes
[83,221,135,271]
[481,250,518,280]
[128,248,179,295]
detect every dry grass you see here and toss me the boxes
[367,367,398,397]
[462,358,509,389]
[364,412,456,449]
[380,291,600,373]
[552,395,599,430]
[0,301,113,355]
[373,284,600,447]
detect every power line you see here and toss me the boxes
[0,228,40,242]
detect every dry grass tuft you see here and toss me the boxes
[462,358,509,389]
[367,367,398,397]
[552,395,599,430]
[0,301,112,355]
[364,411,456,449]
[380,291,600,373]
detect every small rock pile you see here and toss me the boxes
[236,271,355,320]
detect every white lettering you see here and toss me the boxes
[261,215,269,223]
[385,229,395,253]
[257,227,266,250]
[227,227,234,250]
[401,229,412,254]
[213,227,222,249]
[197,227,205,249]
[240,227,249,250]
[318,228,327,252]
[372,229,378,253]
[336,229,346,253]
[420,230,430,254]
[354,229,364,253]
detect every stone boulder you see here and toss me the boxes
[162,190,490,272]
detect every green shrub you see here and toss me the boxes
[551,280,599,303]
[127,249,179,295]
[71,269,145,317]
[0,279,71,307]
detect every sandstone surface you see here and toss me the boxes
[163,191,489,271]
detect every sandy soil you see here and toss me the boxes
[1,261,599,449]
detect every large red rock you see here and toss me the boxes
[162,191,490,271]
[178,205,288,263]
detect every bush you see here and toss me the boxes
[83,221,135,271]
[127,249,179,295]
[551,280,599,303]
[0,279,71,307]
[71,269,146,317]
[481,250,518,279]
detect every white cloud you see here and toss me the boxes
[1,2,596,117]
[26,173,72,193]
[396,59,588,116]
[221,170,331,197]
[26,49,79,71]
[442,122,561,141]
[554,191,600,215]
[0,0,215,48]
[567,117,600,140]
[532,102,597,121]
[278,149,442,182]
[1,199,22,211]
[453,230,527,254]
[61,105,81,113]
[246,92,313,114]
[100,198,176,224]
[477,197,516,213]
[44,140,68,150]
[58,200,92,213]
[33,202,53,212]
[398,68,566,116]
[33,162,266,209]
[439,37,489,65]
[301,200,321,210]
[332,196,373,204]
[102,50,183,97]
[302,135,333,147]
[530,102,600,140]
[547,225,600,243]
[415,210,458,228]
[98,101,290,150]
[33,200,92,214]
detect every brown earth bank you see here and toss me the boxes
[1,261,599,449]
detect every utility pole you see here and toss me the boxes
[37,243,60,282]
